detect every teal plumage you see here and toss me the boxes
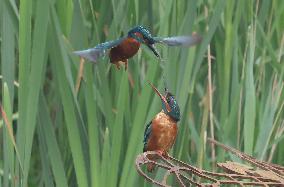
[143,121,152,152]
[142,82,181,172]
[74,25,202,70]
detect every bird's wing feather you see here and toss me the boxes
[153,34,202,47]
[143,121,152,152]
[73,37,126,62]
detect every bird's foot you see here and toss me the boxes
[115,62,121,70]
[155,150,169,159]
[156,150,167,158]
[147,163,156,172]
[162,152,169,159]
[124,61,128,71]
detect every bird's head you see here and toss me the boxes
[128,26,160,57]
[148,81,180,121]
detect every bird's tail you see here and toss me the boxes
[154,33,202,47]
[146,163,156,172]
[145,153,157,172]
[73,48,105,63]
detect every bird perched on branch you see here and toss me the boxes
[74,25,201,70]
[143,81,180,172]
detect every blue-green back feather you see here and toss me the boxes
[128,25,155,44]
[143,121,152,152]
[73,37,126,62]
[162,95,180,122]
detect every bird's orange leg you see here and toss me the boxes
[124,59,128,71]
[156,150,169,159]
[162,152,169,159]
[156,150,164,157]
[115,61,121,70]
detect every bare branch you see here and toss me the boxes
[135,140,284,186]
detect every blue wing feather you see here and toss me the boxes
[154,34,202,47]
[143,121,152,152]
[73,37,126,62]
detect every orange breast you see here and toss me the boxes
[109,37,140,63]
[146,112,178,153]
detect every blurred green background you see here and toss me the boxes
[0,0,284,186]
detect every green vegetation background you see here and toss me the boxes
[0,0,284,186]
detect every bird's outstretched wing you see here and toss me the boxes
[143,121,152,152]
[73,37,126,62]
[154,34,202,47]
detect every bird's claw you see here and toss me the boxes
[156,150,168,159]
[157,150,164,157]
[124,61,128,71]
[115,62,121,70]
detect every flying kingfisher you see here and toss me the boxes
[74,25,201,70]
[143,81,180,172]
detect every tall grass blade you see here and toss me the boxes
[243,25,256,155]
[38,94,68,187]
[49,8,89,187]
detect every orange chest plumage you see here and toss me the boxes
[146,112,178,152]
[109,37,141,63]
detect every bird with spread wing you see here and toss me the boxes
[74,25,201,70]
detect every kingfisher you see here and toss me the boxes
[143,81,180,172]
[74,25,201,70]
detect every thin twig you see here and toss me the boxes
[0,104,24,174]
[268,121,284,162]
[205,5,216,170]
[136,140,284,186]
[75,57,85,94]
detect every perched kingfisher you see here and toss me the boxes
[74,25,201,70]
[143,82,180,172]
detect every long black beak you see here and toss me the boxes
[147,81,171,112]
[147,44,160,58]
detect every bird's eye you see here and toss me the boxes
[167,97,173,104]
[169,97,175,104]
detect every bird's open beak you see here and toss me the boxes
[147,44,160,58]
[147,81,171,112]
